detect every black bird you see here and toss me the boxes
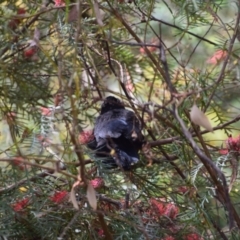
[88,96,144,170]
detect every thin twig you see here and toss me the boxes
[58,210,81,239]
[105,0,167,82]
[149,113,240,147]
[98,194,123,209]
[204,4,240,111]
[149,16,218,47]
[174,107,237,229]
[65,120,86,183]
[97,211,113,240]
[0,169,54,194]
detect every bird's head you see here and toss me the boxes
[100,96,125,114]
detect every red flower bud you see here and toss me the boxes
[23,47,37,58]
[54,0,65,6]
[161,236,175,240]
[8,8,26,30]
[90,178,104,189]
[50,191,68,204]
[206,50,227,65]
[184,233,203,240]
[12,197,30,212]
[79,130,94,144]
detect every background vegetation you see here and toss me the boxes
[1,0,240,239]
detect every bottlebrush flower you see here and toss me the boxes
[5,112,16,121]
[126,79,134,93]
[54,0,65,6]
[161,236,175,240]
[149,198,179,219]
[12,197,30,212]
[219,135,240,155]
[98,229,104,237]
[23,46,38,58]
[79,130,94,144]
[149,198,166,216]
[90,178,104,189]
[184,233,204,240]
[140,38,159,54]
[164,203,179,219]
[226,135,240,151]
[39,107,52,116]
[50,191,68,204]
[23,28,40,60]
[17,8,26,15]
[206,50,227,65]
[4,112,17,125]
[8,8,26,30]
[13,157,23,165]
[12,157,27,171]
[177,186,188,194]
[54,93,63,107]
[37,135,52,145]
[140,45,157,54]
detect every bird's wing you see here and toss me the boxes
[122,110,143,140]
[94,109,143,146]
[95,117,128,140]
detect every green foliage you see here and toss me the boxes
[1,0,240,239]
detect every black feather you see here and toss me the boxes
[88,96,144,170]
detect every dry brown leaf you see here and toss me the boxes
[68,5,78,23]
[70,180,80,210]
[229,156,239,193]
[87,182,97,210]
[93,0,104,26]
[190,104,213,132]
[33,28,40,43]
